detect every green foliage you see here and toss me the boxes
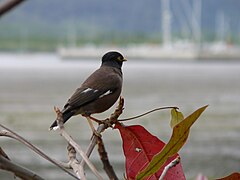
[170,108,184,128]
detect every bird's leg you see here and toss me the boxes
[85,116,101,138]
[89,116,113,128]
[89,116,102,124]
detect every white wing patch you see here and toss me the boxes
[81,88,98,94]
[82,88,93,93]
[81,88,111,98]
[52,126,59,131]
[99,90,112,98]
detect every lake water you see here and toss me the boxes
[0,53,240,179]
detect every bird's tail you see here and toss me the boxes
[49,111,75,130]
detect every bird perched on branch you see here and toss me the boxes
[50,51,127,133]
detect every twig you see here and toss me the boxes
[109,96,125,122]
[0,147,10,160]
[159,156,181,180]
[54,107,103,180]
[0,0,25,17]
[0,150,44,180]
[0,124,79,179]
[67,143,86,180]
[97,137,118,180]
[54,97,124,179]
[80,124,106,168]
[118,106,178,122]
[80,97,125,168]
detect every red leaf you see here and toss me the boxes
[115,124,185,180]
[216,172,240,180]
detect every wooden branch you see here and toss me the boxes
[53,97,124,179]
[54,107,103,180]
[0,96,124,180]
[67,143,86,180]
[0,0,25,17]
[109,96,125,122]
[0,124,79,179]
[0,152,44,180]
[80,124,105,168]
[159,156,181,180]
[78,97,125,180]
[97,137,118,180]
[0,147,10,160]
[80,97,125,168]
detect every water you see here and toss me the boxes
[0,53,240,179]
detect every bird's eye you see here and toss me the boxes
[117,56,122,61]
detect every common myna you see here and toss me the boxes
[50,51,126,131]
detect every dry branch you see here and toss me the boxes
[0,0,25,17]
[0,154,44,180]
[97,137,118,180]
[0,124,78,179]
[0,147,10,160]
[80,97,124,167]
[54,107,103,180]
[67,143,86,180]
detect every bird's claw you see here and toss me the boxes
[105,120,113,128]
[98,118,113,128]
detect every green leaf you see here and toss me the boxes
[136,105,208,180]
[170,108,184,128]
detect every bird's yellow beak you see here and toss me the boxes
[117,56,127,62]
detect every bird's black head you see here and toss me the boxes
[101,51,127,69]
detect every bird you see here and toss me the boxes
[49,51,126,133]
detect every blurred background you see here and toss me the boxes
[0,0,240,179]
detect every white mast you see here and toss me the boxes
[216,11,230,43]
[161,0,171,48]
[67,19,77,48]
[192,0,201,47]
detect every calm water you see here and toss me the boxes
[0,53,240,179]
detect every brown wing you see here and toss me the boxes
[63,66,122,112]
